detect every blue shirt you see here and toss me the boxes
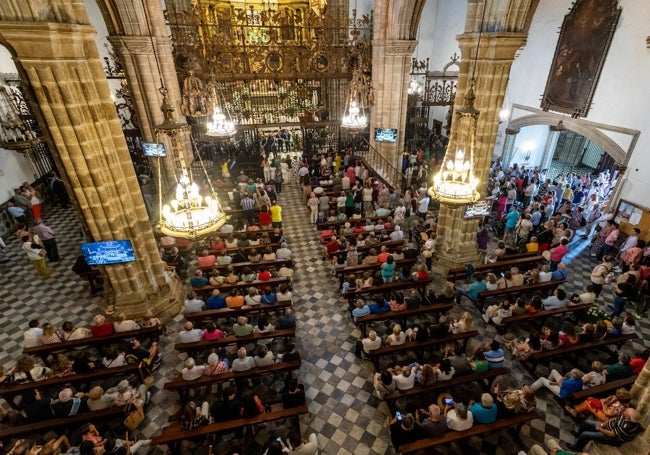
[261,293,277,304]
[467,281,487,301]
[469,403,497,424]
[206,295,226,309]
[369,301,390,314]
[551,269,567,281]
[381,262,396,278]
[190,277,208,288]
[505,210,520,228]
[560,378,583,399]
[352,305,370,321]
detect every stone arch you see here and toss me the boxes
[508,112,638,164]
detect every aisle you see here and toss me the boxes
[277,183,392,455]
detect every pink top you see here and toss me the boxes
[550,244,567,262]
[203,329,224,340]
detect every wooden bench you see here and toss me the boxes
[366,330,479,370]
[446,255,543,282]
[336,258,418,284]
[164,361,301,406]
[0,364,140,409]
[214,242,282,255]
[522,333,639,373]
[151,403,308,449]
[175,328,296,355]
[344,278,433,306]
[317,215,385,231]
[23,325,163,365]
[200,259,287,273]
[0,405,127,440]
[185,301,292,325]
[384,367,508,412]
[329,240,404,259]
[399,411,538,454]
[569,375,637,404]
[192,277,290,299]
[354,302,454,337]
[476,279,566,308]
[494,303,593,334]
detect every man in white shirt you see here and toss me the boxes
[23,319,43,348]
[418,196,430,218]
[114,312,141,332]
[389,227,404,241]
[361,330,382,355]
[179,321,204,343]
[184,291,205,313]
[391,366,415,390]
[276,242,293,260]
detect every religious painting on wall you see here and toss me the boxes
[540,0,621,118]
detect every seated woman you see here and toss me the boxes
[385,324,406,346]
[482,298,513,325]
[262,247,277,261]
[388,293,407,312]
[210,236,226,251]
[398,266,416,282]
[524,268,540,284]
[485,273,498,291]
[373,370,396,399]
[180,400,210,430]
[450,311,474,334]
[435,358,455,381]
[496,271,515,289]
[511,331,542,361]
[565,387,632,420]
[277,283,293,302]
[203,321,224,340]
[511,297,527,315]
[88,316,111,338]
[13,354,51,383]
[204,353,229,375]
[102,345,126,368]
[225,289,245,308]
[558,321,580,346]
[244,287,262,306]
[581,360,606,388]
[224,267,240,284]
[525,295,543,313]
[182,357,205,381]
[254,314,275,344]
[253,344,275,367]
[247,249,261,263]
[412,264,429,280]
[41,322,62,344]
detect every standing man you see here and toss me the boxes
[48,171,70,208]
[32,218,59,262]
[270,200,283,228]
[21,234,48,276]
[240,192,256,226]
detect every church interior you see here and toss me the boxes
[1,0,650,454]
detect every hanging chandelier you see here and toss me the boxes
[155,88,229,239]
[428,79,481,206]
[205,78,236,138]
[341,67,369,131]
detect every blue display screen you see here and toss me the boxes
[142,142,167,157]
[374,128,398,143]
[81,240,137,266]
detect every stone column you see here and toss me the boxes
[107,0,193,192]
[369,38,417,186]
[0,16,182,318]
[541,127,560,171]
[434,29,530,268]
[501,127,519,168]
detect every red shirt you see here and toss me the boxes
[259,212,272,227]
[326,241,340,254]
[258,270,271,281]
[197,255,216,268]
[91,323,114,337]
[377,252,390,263]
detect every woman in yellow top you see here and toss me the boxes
[270,201,282,228]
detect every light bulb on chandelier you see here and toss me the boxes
[205,105,236,138]
[341,101,367,131]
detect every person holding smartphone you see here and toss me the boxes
[445,400,474,431]
[386,411,421,452]
[416,404,446,437]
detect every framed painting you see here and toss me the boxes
[540,0,621,118]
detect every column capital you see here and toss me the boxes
[107,35,172,55]
[372,39,417,56]
[457,32,528,60]
[0,22,97,59]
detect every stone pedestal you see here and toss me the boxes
[0,11,183,319]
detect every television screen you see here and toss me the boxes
[374,128,398,143]
[142,142,167,157]
[81,240,137,266]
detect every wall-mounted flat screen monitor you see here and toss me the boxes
[142,142,167,157]
[81,240,137,266]
[374,128,398,143]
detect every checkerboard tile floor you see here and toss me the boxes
[0,183,647,454]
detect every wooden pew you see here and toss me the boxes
[22,325,163,365]
[496,251,540,261]
[522,333,639,373]
[446,255,543,282]
[0,405,127,440]
[329,240,404,258]
[192,277,290,299]
[317,215,385,231]
[151,403,308,449]
[184,301,292,325]
[214,242,281,255]
[399,411,538,454]
[495,303,592,333]
[366,330,479,370]
[354,302,454,337]
[344,278,433,307]
[384,367,508,412]
[476,279,566,308]
[569,375,637,404]
[335,258,417,285]
[0,364,140,409]
[164,361,301,405]
[175,328,296,355]
[200,259,287,273]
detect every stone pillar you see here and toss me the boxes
[501,127,519,168]
[433,1,534,269]
[0,9,182,319]
[541,127,560,171]
[369,38,417,185]
[107,0,193,192]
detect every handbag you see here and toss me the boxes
[542,250,551,261]
[139,363,155,389]
[123,402,145,431]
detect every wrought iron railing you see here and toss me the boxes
[354,136,401,190]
